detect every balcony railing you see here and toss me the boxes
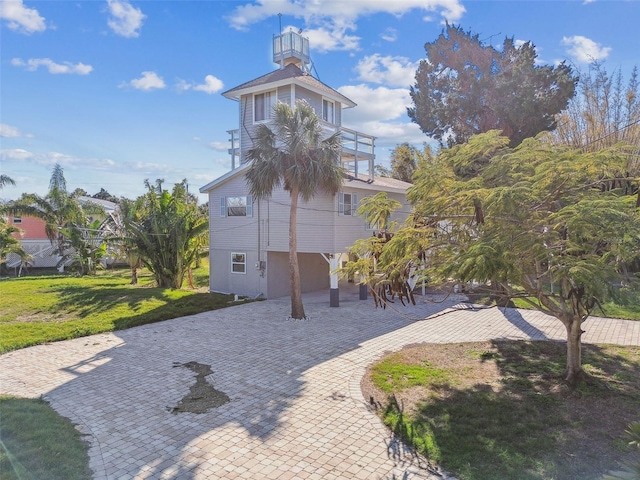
[226,125,376,180]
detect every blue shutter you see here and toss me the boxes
[338,192,344,215]
[246,195,253,217]
[220,197,226,217]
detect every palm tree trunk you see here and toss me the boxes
[289,186,305,319]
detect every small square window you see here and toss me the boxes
[12,216,22,224]
[227,197,247,216]
[231,252,246,274]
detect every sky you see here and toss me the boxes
[1,0,639,203]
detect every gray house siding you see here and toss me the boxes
[264,188,336,253]
[209,248,266,298]
[208,174,257,250]
[334,188,408,251]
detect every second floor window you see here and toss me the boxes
[220,196,253,217]
[338,192,357,216]
[323,99,335,124]
[255,91,275,122]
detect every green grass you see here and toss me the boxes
[371,354,450,393]
[468,285,640,321]
[0,261,239,353]
[371,341,640,480]
[0,396,93,480]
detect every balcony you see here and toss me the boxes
[226,126,376,181]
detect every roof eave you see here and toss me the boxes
[199,163,251,193]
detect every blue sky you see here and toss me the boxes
[1,0,638,203]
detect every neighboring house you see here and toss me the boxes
[6,196,118,270]
[200,31,411,302]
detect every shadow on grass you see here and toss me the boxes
[384,340,640,480]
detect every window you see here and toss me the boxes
[322,99,335,124]
[231,252,246,274]
[366,221,379,231]
[254,91,275,122]
[12,216,22,224]
[338,192,357,216]
[220,196,252,217]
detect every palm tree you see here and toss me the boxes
[125,179,208,289]
[245,100,344,319]
[105,197,143,284]
[0,175,16,189]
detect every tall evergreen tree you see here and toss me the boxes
[408,24,578,147]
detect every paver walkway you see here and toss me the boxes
[1,289,639,479]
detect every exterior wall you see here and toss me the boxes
[334,188,408,252]
[266,251,329,298]
[293,85,341,127]
[264,188,336,254]
[208,174,258,251]
[293,85,322,115]
[239,85,294,164]
[208,248,266,298]
[8,216,48,240]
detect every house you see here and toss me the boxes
[200,31,411,304]
[6,196,118,270]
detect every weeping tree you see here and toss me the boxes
[125,179,208,289]
[245,100,344,319]
[350,131,640,386]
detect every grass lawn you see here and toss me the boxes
[0,396,92,480]
[0,261,239,353]
[464,285,640,321]
[364,341,640,480]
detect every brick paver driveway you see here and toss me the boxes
[1,289,639,479]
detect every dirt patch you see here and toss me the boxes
[170,362,230,414]
[361,341,640,479]
[362,342,502,415]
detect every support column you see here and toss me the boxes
[321,253,340,307]
[359,274,367,300]
[329,255,340,307]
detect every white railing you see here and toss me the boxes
[226,125,376,180]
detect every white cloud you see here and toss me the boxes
[380,28,397,42]
[177,75,224,94]
[0,148,34,161]
[561,35,611,63]
[121,71,166,90]
[339,84,411,122]
[0,148,115,168]
[0,0,46,34]
[355,54,418,88]
[11,57,93,75]
[106,0,145,38]
[303,22,361,53]
[227,0,465,50]
[337,83,429,148]
[0,123,33,138]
